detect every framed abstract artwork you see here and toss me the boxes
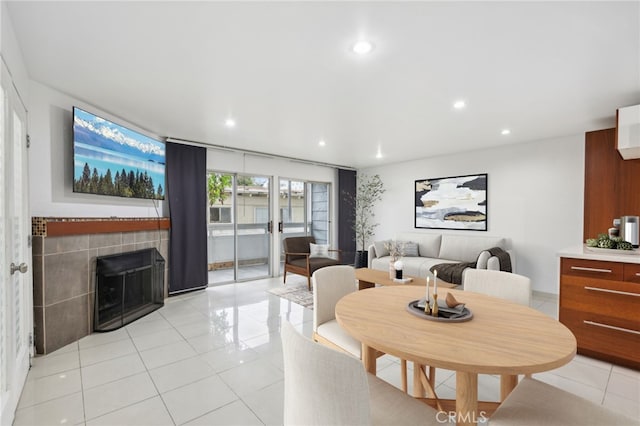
[415,174,487,231]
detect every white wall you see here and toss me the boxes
[1,1,29,102]
[28,81,166,217]
[361,135,585,294]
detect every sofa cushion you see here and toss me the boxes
[439,235,505,262]
[373,240,390,257]
[396,232,441,258]
[476,250,491,269]
[403,242,419,257]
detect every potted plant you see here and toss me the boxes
[352,174,385,268]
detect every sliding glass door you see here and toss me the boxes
[279,179,306,237]
[278,179,331,273]
[207,172,272,284]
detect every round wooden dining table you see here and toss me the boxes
[335,285,577,426]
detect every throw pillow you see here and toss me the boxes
[476,250,491,269]
[487,256,501,271]
[309,243,329,258]
[403,241,420,257]
[374,240,390,257]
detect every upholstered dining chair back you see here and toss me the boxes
[312,265,361,357]
[280,321,444,426]
[281,321,371,426]
[463,269,532,306]
[313,265,356,330]
[491,377,639,425]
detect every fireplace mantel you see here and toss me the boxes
[32,217,170,237]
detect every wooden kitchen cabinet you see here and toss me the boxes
[583,128,640,242]
[559,257,640,369]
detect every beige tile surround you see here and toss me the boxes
[32,229,169,354]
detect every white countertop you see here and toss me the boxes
[558,245,640,264]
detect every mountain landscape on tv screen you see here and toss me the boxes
[73,108,165,200]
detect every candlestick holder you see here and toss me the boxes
[431,293,439,317]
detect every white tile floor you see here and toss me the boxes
[14,276,640,425]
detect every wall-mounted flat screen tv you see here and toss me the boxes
[73,107,165,200]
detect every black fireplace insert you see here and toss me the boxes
[94,248,165,332]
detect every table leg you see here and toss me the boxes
[358,279,374,290]
[456,371,478,426]
[427,366,437,398]
[361,343,377,374]
[412,362,425,398]
[401,359,408,393]
[500,374,518,401]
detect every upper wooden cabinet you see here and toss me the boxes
[583,128,640,241]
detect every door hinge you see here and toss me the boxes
[28,235,32,248]
[26,134,31,148]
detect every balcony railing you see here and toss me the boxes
[207,222,309,269]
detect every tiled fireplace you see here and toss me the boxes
[31,217,170,354]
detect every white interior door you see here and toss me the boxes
[0,62,32,426]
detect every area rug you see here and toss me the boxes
[267,284,314,309]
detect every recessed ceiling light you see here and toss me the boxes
[352,40,374,55]
[318,139,326,147]
[453,100,466,109]
[224,118,236,128]
[501,129,511,135]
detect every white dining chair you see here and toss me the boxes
[312,265,410,393]
[462,268,533,391]
[491,377,638,425]
[462,269,532,306]
[312,265,361,356]
[280,321,447,426]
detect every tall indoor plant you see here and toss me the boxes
[353,174,385,268]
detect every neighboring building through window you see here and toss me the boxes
[255,207,269,224]
[210,206,232,223]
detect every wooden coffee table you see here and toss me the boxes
[355,267,457,290]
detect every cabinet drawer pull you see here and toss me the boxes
[584,286,640,297]
[570,266,612,273]
[583,320,640,336]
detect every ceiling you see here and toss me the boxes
[6,1,640,169]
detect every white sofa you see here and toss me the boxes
[367,232,515,281]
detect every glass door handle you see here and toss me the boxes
[278,222,283,233]
[267,221,273,233]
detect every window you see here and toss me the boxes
[255,207,269,224]
[210,206,232,223]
